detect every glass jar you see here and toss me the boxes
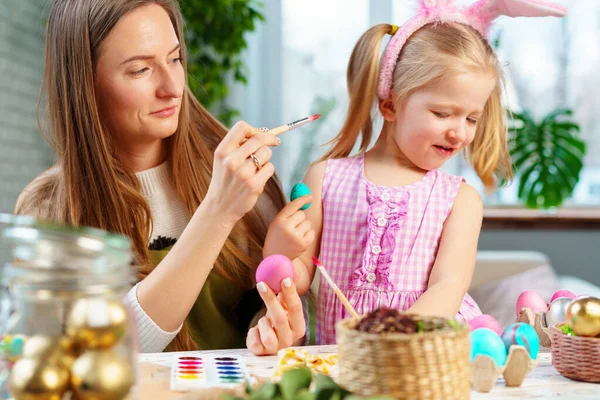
[0,214,138,400]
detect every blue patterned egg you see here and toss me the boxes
[10,336,25,356]
[290,183,311,210]
[501,323,540,360]
[0,334,26,362]
[470,328,507,366]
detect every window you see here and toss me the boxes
[238,0,599,206]
[277,0,370,192]
[394,0,600,206]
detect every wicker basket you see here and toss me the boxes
[336,317,471,399]
[551,324,600,383]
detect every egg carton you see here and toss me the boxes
[471,345,538,393]
[517,308,552,347]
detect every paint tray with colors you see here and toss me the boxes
[170,354,251,391]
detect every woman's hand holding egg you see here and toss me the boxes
[248,255,305,355]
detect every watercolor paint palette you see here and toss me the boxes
[170,354,251,391]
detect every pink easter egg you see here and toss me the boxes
[516,290,548,317]
[550,289,577,303]
[468,314,502,335]
[255,254,295,293]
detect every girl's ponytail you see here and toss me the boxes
[321,24,395,160]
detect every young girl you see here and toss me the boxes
[264,0,567,344]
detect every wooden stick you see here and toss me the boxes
[312,257,360,319]
[332,286,360,319]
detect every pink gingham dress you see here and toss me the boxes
[316,154,482,344]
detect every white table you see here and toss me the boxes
[138,346,600,399]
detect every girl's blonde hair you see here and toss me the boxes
[15,0,285,351]
[323,22,512,188]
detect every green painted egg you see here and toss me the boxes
[290,183,311,210]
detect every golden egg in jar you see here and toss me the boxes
[71,349,134,400]
[66,297,128,349]
[22,335,77,369]
[8,357,70,400]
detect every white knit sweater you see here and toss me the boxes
[124,162,309,352]
[125,162,189,353]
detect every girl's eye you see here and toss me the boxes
[432,111,449,118]
[467,118,478,125]
[172,57,183,64]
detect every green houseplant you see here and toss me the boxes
[180,0,264,125]
[508,108,585,209]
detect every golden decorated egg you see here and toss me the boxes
[8,357,70,400]
[566,296,600,337]
[66,297,128,349]
[22,335,76,369]
[71,350,134,400]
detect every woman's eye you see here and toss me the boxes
[132,67,149,76]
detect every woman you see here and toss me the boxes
[15,0,308,355]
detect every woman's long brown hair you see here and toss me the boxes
[15,0,285,351]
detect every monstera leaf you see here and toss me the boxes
[508,109,585,209]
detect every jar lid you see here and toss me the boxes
[0,214,130,249]
[0,214,135,289]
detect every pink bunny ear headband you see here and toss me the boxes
[377,0,568,100]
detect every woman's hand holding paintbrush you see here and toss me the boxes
[206,116,321,228]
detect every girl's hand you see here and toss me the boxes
[263,196,315,261]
